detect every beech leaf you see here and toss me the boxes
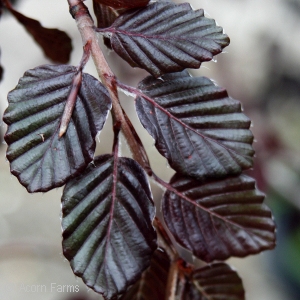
[3,65,112,193]
[120,249,170,300]
[94,0,150,9]
[101,2,229,77]
[93,1,120,29]
[8,6,72,63]
[162,173,276,262]
[93,1,126,49]
[121,251,245,300]
[185,263,245,300]
[135,71,254,180]
[62,154,157,300]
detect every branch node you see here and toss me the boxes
[69,1,90,19]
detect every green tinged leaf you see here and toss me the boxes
[3,65,111,192]
[62,155,157,300]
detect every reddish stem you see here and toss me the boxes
[59,71,82,138]
[59,40,91,138]
[67,0,151,172]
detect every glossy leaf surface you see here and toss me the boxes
[163,173,276,262]
[3,65,111,192]
[62,155,157,300]
[94,0,149,9]
[136,71,254,180]
[120,249,170,300]
[185,263,245,300]
[8,5,72,63]
[103,2,229,77]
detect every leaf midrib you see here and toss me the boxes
[108,28,215,43]
[137,90,251,161]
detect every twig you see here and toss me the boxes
[59,40,91,137]
[67,0,150,170]
[165,260,179,300]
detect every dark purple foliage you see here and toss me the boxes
[99,2,229,77]
[1,1,276,299]
[3,65,111,192]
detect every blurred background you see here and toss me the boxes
[0,0,300,299]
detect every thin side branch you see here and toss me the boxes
[59,40,91,137]
[59,70,82,137]
[165,260,179,300]
[154,218,177,261]
[67,0,151,170]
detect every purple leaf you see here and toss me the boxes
[101,2,229,77]
[0,48,3,82]
[121,250,245,300]
[135,71,254,180]
[62,155,157,300]
[120,249,170,300]
[0,1,3,18]
[162,173,276,262]
[94,0,150,9]
[7,5,72,63]
[184,263,245,300]
[3,65,112,192]
[93,1,127,49]
[93,1,120,29]
[0,64,3,82]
